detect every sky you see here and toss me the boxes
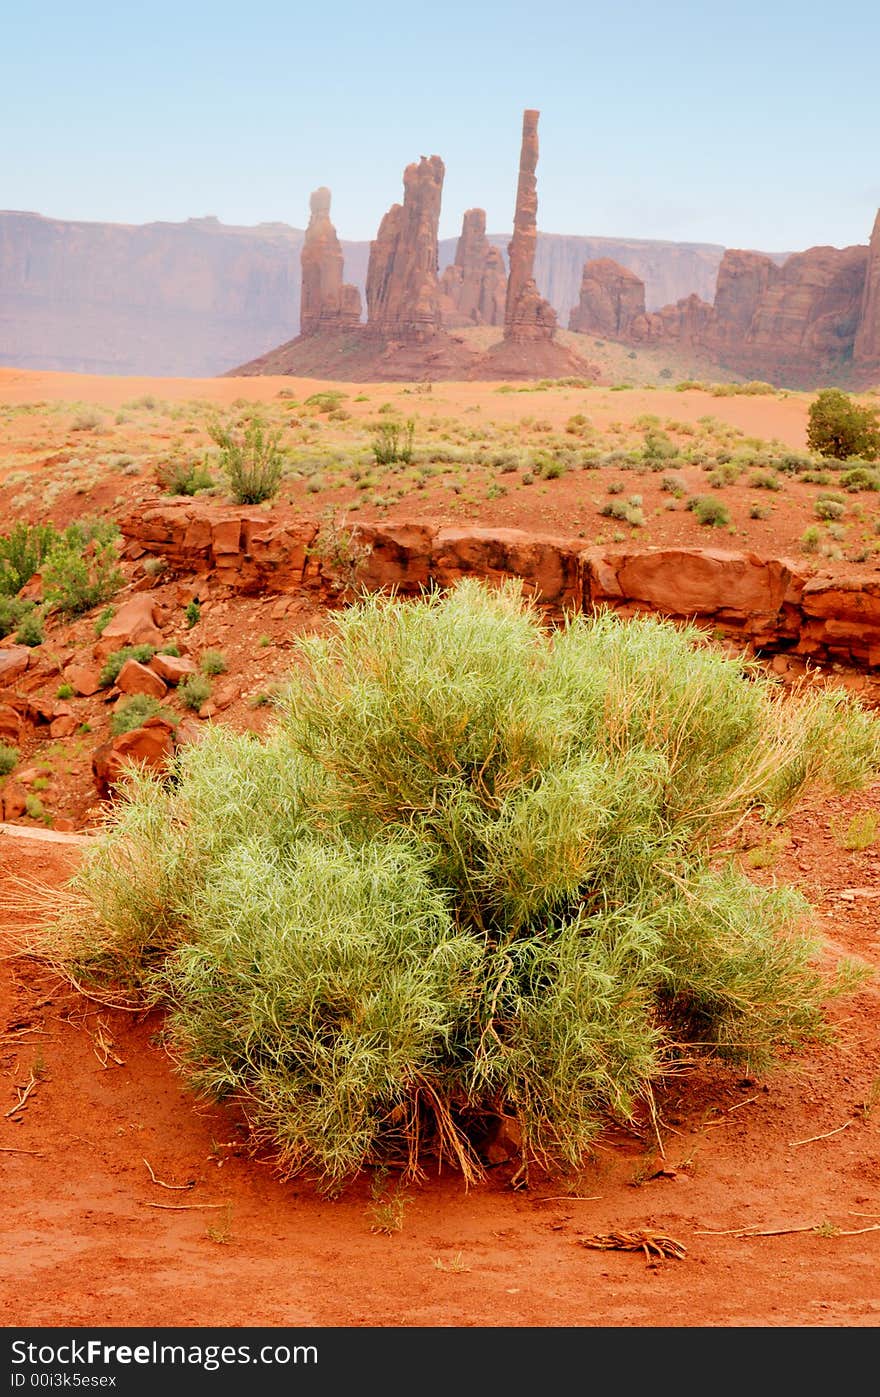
[2,0,879,254]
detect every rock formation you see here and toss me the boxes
[568,259,646,337]
[299,187,361,335]
[439,209,506,327]
[366,156,445,342]
[568,219,880,387]
[504,110,557,342]
[854,209,880,373]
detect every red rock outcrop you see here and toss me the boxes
[568,259,646,337]
[299,188,361,336]
[854,209,880,377]
[568,234,875,387]
[629,292,715,345]
[120,499,880,670]
[503,111,556,343]
[366,156,446,343]
[440,209,506,328]
[92,716,177,797]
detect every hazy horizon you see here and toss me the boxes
[3,0,878,252]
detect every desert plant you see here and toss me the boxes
[0,743,19,776]
[185,600,201,629]
[689,496,730,528]
[99,646,157,688]
[15,611,45,647]
[372,419,415,466]
[0,522,59,596]
[49,583,880,1190]
[41,522,122,617]
[157,459,216,496]
[806,390,880,462]
[306,512,373,596]
[209,415,284,504]
[179,674,212,711]
[110,695,163,736]
[814,497,846,521]
[199,650,227,677]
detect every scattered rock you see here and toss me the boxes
[116,659,168,699]
[149,653,197,685]
[92,716,176,797]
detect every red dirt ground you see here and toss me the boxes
[2,786,879,1330]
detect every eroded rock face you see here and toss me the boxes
[366,156,446,342]
[568,259,646,336]
[504,110,557,343]
[854,210,880,373]
[630,292,714,345]
[440,209,506,327]
[737,244,868,376]
[299,187,362,335]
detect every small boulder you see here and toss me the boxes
[0,648,31,684]
[0,704,22,746]
[64,663,103,697]
[92,716,176,798]
[1,782,28,821]
[149,653,197,686]
[116,660,168,699]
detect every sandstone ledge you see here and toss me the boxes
[120,499,880,670]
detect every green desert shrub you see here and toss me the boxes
[209,415,284,504]
[199,649,227,677]
[48,582,879,1189]
[14,611,45,647]
[807,389,880,461]
[689,496,730,527]
[372,418,415,466]
[0,743,19,776]
[110,694,163,736]
[99,645,157,688]
[157,458,216,496]
[179,674,212,711]
[41,520,122,616]
[0,522,59,596]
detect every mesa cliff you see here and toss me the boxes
[568,219,880,387]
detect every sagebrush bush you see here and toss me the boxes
[49,582,879,1188]
[690,496,730,527]
[100,645,156,688]
[209,415,284,505]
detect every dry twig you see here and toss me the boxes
[3,1072,41,1119]
[577,1230,686,1263]
[140,1202,225,1211]
[789,1121,852,1147]
[143,1158,194,1191]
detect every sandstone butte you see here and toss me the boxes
[568,209,880,388]
[231,111,597,384]
[299,187,362,336]
[439,208,506,328]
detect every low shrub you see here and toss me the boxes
[179,674,212,711]
[209,415,284,505]
[372,419,415,466]
[689,496,731,527]
[49,583,880,1189]
[41,520,122,617]
[110,695,163,736]
[0,522,58,596]
[199,650,227,677]
[0,743,19,776]
[157,459,216,496]
[14,611,44,647]
[99,646,157,688]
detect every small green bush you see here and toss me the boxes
[209,415,284,505]
[15,611,44,647]
[57,683,75,700]
[814,497,846,522]
[0,743,19,776]
[806,389,880,461]
[185,600,201,629]
[99,646,157,688]
[41,522,122,617]
[801,526,821,554]
[0,596,34,639]
[689,496,731,527]
[179,674,212,711]
[199,650,227,678]
[110,695,163,736]
[372,419,415,466]
[158,459,216,496]
[839,465,880,492]
[0,522,59,596]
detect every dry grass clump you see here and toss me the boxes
[46,581,880,1188]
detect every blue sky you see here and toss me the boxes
[2,0,878,253]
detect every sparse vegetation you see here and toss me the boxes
[689,496,731,528]
[179,674,212,711]
[109,695,163,736]
[0,744,19,777]
[199,650,227,677]
[372,419,415,466]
